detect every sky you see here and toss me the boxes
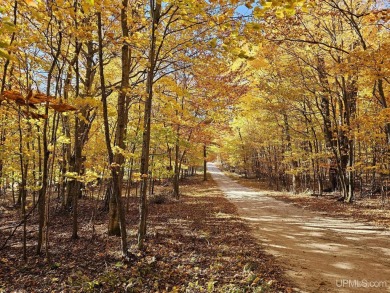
[235,4,253,17]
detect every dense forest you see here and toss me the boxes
[0,0,389,291]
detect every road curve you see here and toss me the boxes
[208,163,390,293]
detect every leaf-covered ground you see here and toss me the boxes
[0,176,292,292]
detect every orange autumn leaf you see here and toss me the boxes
[21,110,48,119]
[49,103,77,112]
[1,90,25,104]
[1,90,77,112]
[26,91,55,104]
[1,90,38,109]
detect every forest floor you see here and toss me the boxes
[210,163,390,293]
[0,175,292,292]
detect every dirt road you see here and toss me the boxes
[208,163,390,293]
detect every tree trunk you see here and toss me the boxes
[203,144,207,181]
[97,10,128,256]
[138,0,161,250]
[342,77,357,203]
[68,40,96,239]
[376,79,390,172]
[172,133,180,198]
[0,1,18,195]
[17,105,29,260]
[283,114,299,194]
[37,16,62,255]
